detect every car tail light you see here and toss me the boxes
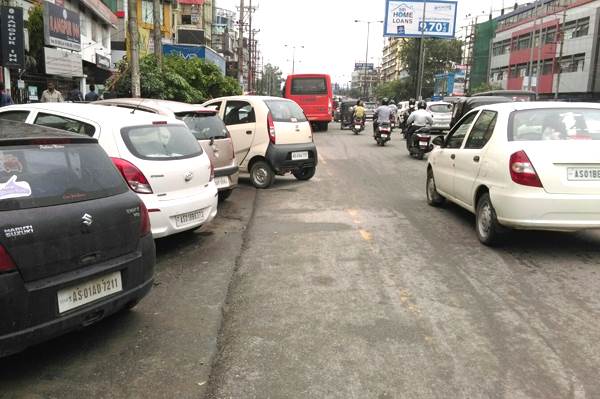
[510,150,543,188]
[0,244,16,274]
[328,99,333,114]
[209,159,215,182]
[111,157,153,194]
[267,112,276,144]
[139,202,152,237]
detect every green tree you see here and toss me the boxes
[256,64,283,96]
[25,2,44,73]
[375,79,412,102]
[470,82,502,95]
[399,38,463,98]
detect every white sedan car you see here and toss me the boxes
[426,102,600,245]
[0,103,218,238]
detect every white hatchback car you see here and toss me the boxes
[0,103,218,238]
[426,102,600,245]
[427,101,453,130]
[201,96,317,188]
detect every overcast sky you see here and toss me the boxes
[215,0,529,85]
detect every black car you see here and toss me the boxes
[450,96,512,128]
[0,120,156,357]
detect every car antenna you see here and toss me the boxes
[131,98,145,114]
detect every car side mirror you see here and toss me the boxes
[432,136,445,147]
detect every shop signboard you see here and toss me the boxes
[44,46,83,77]
[96,53,112,70]
[163,44,226,74]
[0,6,25,68]
[354,63,374,71]
[43,1,81,51]
[384,0,457,38]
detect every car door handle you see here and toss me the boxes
[450,154,456,160]
[246,130,252,135]
[473,156,480,163]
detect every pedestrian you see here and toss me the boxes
[68,84,83,102]
[84,84,99,102]
[40,81,64,103]
[0,82,13,107]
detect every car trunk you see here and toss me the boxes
[0,142,140,282]
[514,141,600,194]
[119,124,211,201]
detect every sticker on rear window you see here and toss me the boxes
[0,154,23,173]
[0,175,32,200]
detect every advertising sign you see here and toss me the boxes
[163,44,226,74]
[0,6,25,68]
[44,47,83,77]
[452,69,466,96]
[354,63,374,71]
[384,0,457,38]
[43,1,81,51]
[96,53,111,70]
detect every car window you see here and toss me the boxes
[121,124,203,161]
[0,143,128,211]
[0,111,30,123]
[290,78,327,95]
[429,104,453,113]
[510,108,600,141]
[446,111,478,149]
[175,112,229,140]
[264,100,307,123]
[34,113,96,137]
[224,101,256,125]
[464,111,498,149]
[204,101,222,112]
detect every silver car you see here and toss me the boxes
[427,101,453,130]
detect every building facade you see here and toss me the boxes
[488,0,600,99]
[351,63,380,99]
[381,37,405,83]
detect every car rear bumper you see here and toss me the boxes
[492,188,600,230]
[306,114,332,123]
[0,235,155,358]
[266,142,318,174]
[214,165,239,192]
[143,184,218,238]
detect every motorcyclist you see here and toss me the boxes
[373,98,392,134]
[388,100,398,125]
[353,100,366,125]
[405,100,433,150]
[400,98,417,130]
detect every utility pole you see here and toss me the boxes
[238,0,245,90]
[363,22,370,99]
[535,13,544,99]
[416,0,427,100]
[153,0,162,65]
[128,0,141,97]
[555,7,567,99]
[247,0,252,92]
[527,0,540,91]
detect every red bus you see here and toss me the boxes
[283,74,333,131]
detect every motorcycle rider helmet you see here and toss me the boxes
[408,98,416,107]
[389,100,396,105]
[417,100,427,110]
[381,97,389,106]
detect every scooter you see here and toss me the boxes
[352,117,365,135]
[407,126,445,160]
[374,122,392,146]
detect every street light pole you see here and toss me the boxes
[355,19,383,99]
[285,44,304,75]
[416,0,427,100]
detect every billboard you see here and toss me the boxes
[163,44,226,75]
[384,0,457,38]
[44,47,83,77]
[0,6,25,68]
[43,1,81,51]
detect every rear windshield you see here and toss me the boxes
[264,100,308,123]
[121,124,203,161]
[0,143,127,211]
[175,112,229,140]
[429,104,453,113]
[510,108,600,141]
[365,103,377,109]
[291,78,328,95]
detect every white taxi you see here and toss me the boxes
[426,102,600,245]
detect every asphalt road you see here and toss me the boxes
[3,123,600,398]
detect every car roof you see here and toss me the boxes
[474,101,600,113]
[3,103,185,126]
[0,119,96,142]
[207,95,296,103]
[428,101,451,106]
[94,98,217,114]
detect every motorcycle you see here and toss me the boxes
[374,122,392,146]
[407,125,445,160]
[352,117,365,134]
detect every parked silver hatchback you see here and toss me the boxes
[95,99,239,201]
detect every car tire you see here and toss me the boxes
[321,122,329,132]
[250,161,275,189]
[426,170,445,207]
[293,166,316,181]
[476,192,505,246]
[218,189,233,202]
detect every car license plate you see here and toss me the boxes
[567,168,600,181]
[381,134,388,138]
[419,140,429,147]
[214,176,229,188]
[291,151,309,161]
[57,271,122,314]
[175,209,204,227]
[355,125,361,129]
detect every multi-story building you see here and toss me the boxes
[351,64,380,99]
[212,6,236,61]
[488,0,600,99]
[381,37,406,83]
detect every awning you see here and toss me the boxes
[178,0,205,4]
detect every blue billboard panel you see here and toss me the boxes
[384,0,457,38]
